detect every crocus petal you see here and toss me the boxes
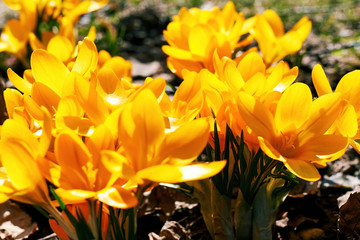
[284,159,320,181]
[258,137,284,161]
[100,150,138,183]
[158,118,210,162]
[55,132,91,189]
[47,36,74,62]
[296,134,348,160]
[137,161,226,183]
[263,9,284,37]
[75,75,109,125]
[237,52,265,82]
[31,82,60,115]
[236,91,277,140]
[72,38,98,77]
[298,93,342,144]
[335,70,360,107]
[7,68,32,95]
[336,104,358,138]
[125,89,165,146]
[162,45,194,60]
[312,64,332,96]
[102,56,132,80]
[1,119,37,150]
[31,49,69,96]
[275,83,312,131]
[97,187,138,209]
[0,141,38,190]
[3,88,23,119]
[97,67,119,94]
[55,188,96,204]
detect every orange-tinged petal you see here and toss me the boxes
[97,187,138,209]
[275,83,312,132]
[38,107,52,157]
[23,95,43,120]
[31,82,60,115]
[284,159,320,181]
[166,57,203,77]
[98,50,111,68]
[258,136,284,161]
[102,56,132,80]
[237,91,277,140]
[274,66,298,92]
[1,119,37,150]
[132,77,166,103]
[335,70,360,107]
[299,93,342,144]
[55,188,96,204]
[350,140,360,154]
[162,45,194,60]
[100,151,136,180]
[7,68,32,95]
[263,10,284,37]
[87,26,97,42]
[297,134,348,159]
[130,89,165,150]
[72,38,98,77]
[31,49,69,96]
[223,59,244,91]
[242,72,267,96]
[237,52,266,82]
[28,33,45,51]
[97,67,119,94]
[86,125,114,156]
[312,64,332,96]
[75,75,109,125]
[55,132,91,189]
[3,88,23,118]
[158,118,209,162]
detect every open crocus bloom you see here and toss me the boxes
[102,89,226,185]
[162,1,253,77]
[41,125,138,208]
[0,107,52,206]
[236,82,349,181]
[252,9,311,66]
[312,64,360,152]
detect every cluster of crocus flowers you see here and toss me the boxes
[0,36,226,239]
[0,0,108,64]
[162,2,311,76]
[162,2,353,183]
[0,1,359,239]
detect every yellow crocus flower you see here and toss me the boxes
[161,70,204,132]
[252,10,311,66]
[312,64,360,152]
[101,89,226,185]
[0,107,51,206]
[41,125,138,208]
[162,1,253,77]
[236,82,349,181]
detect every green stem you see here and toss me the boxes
[88,199,100,240]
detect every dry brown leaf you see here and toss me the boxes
[0,201,37,240]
